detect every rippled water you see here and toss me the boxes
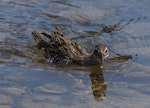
[0,0,150,108]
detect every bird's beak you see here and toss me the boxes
[100,53,104,69]
[97,52,104,65]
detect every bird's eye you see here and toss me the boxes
[94,50,98,55]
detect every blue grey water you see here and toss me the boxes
[0,0,150,108]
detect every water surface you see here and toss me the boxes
[0,0,150,108]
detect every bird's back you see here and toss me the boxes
[32,27,88,64]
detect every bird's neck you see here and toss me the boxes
[82,54,102,66]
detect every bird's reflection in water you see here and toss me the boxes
[89,66,107,101]
[88,55,133,101]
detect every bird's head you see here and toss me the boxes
[93,44,109,64]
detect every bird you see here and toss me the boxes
[32,27,109,67]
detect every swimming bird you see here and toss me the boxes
[32,27,109,66]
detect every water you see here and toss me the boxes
[0,0,150,108]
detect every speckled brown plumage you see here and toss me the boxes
[32,27,109,65]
